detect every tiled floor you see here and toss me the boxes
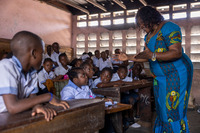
[126,109,200,133]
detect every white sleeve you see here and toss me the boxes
[60,86,75,100]
[38,71,46,89]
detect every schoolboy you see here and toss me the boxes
[38,58,57,94]
[80,62,94,89]
[54,53,71,79]
[0,31,69,121]
[99,51,113,71]
[92,67,122,88]
[51,42,61,67]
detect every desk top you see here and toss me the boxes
[105,103,132,114]
[0,99,104,132]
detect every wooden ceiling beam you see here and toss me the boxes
[139,0,147,6]
[58,0,90,14]
[112,0,126,10]
[86,0,107,12]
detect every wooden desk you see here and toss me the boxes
[104,103,132,133]
[0,99,105,133]
[93,81,153,123]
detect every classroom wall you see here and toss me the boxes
[0,0,72,47]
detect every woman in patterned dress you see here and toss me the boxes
[116,6,193,133]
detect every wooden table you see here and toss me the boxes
[0,99,105,133]
[93,81,153,128]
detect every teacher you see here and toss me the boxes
[117,6,193,133]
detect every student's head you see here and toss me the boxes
[81,62,94,79]
[10,31,44,72]
[100,67,113,83]
[94,50,100,58]
[88,52,93,58]
[117,66,128,80]
[101,51,106,60]
[74,59,83,67]
[67,67,88,87]
[115,49,120,54]
[59,53,68,67]
[105,50,110,58]
[46,45,52,54]
[52,42,59,53]
[132,63,142,77]
[136,6,164,34]
[85,58,93,65]
[43,58,53,73]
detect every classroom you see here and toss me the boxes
[0,0,200,133]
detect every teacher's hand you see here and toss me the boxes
[135,44,153,59]
[113,52,128,61]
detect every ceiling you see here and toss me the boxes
[40,0,198,15]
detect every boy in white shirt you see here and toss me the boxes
[0,31,69,121]
[54,53,71,79]
[51,42,61,67]
[99,51,113,71]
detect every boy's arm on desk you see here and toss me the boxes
[2,93,69,116]
[97,80,124,88]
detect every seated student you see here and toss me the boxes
[99,51,113,71]
[60,67,111,101]
[0,31,69,121]
[81,61,94,89]
[112,66,141,127]
[92,67,122,88]
[38,58,60,95]
[74,59,83,67]
[54,53,71,79]
[51,42,61,67]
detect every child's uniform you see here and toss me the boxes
[60,80,96,100]
[51,51,61,66]
[111,59,123,73]
[92,77,102,88]
[93,56,100,68]
[0,56,38,113]
[38,68,56,90]
[88,78,94,89]
[99,58,113,71]
[54,65,71,76]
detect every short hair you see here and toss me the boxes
[43,58,53,64]
[67,67,83,82]
[52,42,59,46]
[136,6,164,29]
[88,52,93,57]
[118,65,127,72]
[59,53,67,61]
[80,61,91,69]
[101,67,113,76]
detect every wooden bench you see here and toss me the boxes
[0,99,105,133]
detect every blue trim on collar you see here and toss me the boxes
[12,56,23,72]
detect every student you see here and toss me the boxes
[99,51,113,71]
[38,58,58,95]
[93,50,100,68]
[92,67,122,88]
[51,42,61,67]
[81,62,94,89]
[74,59,83,67]
[0,31,69,121]
[44,45,52,59]
[112,66,141,127]
[54,53,71,79]
[60,67,111,101]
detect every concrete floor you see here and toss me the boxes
[126,108,200,133]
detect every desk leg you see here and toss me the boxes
[110,112,123,133]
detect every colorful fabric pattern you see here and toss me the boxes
[144,22,193,133]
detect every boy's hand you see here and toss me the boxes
[31,104,56,122]
[49,95,70,110]
[104,98,113,104]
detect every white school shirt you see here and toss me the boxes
[54,65,71,76]
[38,68,56,89]
[60,80,96,100]
[0,56,38,113]
[51,52,61,66]
[111,73,133,82]
[88,78,94,89]
[93,56,100,67]
[99,58,113,71]
[92,77,102,88]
